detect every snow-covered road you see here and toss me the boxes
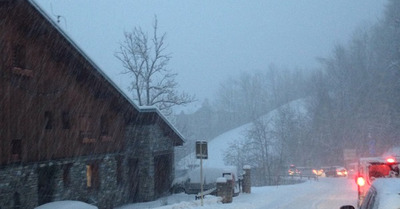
[118,177,358,209]
[246,178,357,209]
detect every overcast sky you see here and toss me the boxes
[34,0,386,111]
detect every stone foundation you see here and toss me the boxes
[0,123,177,209]
[0,155,122,209]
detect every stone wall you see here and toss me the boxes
[0,123,177,209]
[124,123,176,202]
[0,155,121,209]
[0,164,38,209]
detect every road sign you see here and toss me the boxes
[196,141,208,159]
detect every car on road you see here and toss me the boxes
[312,168,324,176]
[171,166,239,196]
[325,166,347,177]
[288,164,300,176]
[340,178,400,209]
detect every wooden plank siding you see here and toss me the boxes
[0,1,131,165]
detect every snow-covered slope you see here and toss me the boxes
[177,98,309,169]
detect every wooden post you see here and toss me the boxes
[242,165,251,193]
[216,177,232,203]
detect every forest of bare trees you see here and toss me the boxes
[174,0,400,182]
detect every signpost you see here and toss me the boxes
[196,141,208,206]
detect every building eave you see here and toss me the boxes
[25,0,185,146]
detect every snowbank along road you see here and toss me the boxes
[118,177,358,209]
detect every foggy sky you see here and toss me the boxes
[34,0,386,111]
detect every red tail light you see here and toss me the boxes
[386,157,396,164]
[357,176,366,187]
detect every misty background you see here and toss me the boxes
[34,0,399,174]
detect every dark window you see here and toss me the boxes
[100,115,109,135]
[86,163,100,190]
[11,140,21,155]
[11,139,22,155]
[62,164,72,188]
[44,111,53,129]
[11,139,22,160]
[80,114,94,143]
[62,111,70,129]
[13,44,26,68]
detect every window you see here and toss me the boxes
[100,115,113,142]
[100,115,109,135]
[13,44,26,68]
[11,139,22,161]
[368,164,391,178]
[62,111,70,129]
[80,114,94,143]
[86,163,100,189]
[11,44,33,77]
[44,111,53,130]
[62,164,72,188]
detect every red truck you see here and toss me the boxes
[355,156,399,206]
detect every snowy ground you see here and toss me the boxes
[116,177,358,209]
[35,200,99,209]
[117,99,359,208]
[37,98,361,209]
[119,98,361,209]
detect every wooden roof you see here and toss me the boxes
[5,0,184,146]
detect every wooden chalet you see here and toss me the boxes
[0,0,184,208]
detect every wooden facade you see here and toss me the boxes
[0,0,184,208]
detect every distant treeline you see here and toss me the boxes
[174,0,400,168]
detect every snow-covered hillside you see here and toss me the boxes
[177,98,309,169]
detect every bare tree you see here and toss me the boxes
[247,118,275,185]
[115,17,194,115]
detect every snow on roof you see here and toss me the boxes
[243,165,251,169]
[187,166,237,184]
[359,157,387,164]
